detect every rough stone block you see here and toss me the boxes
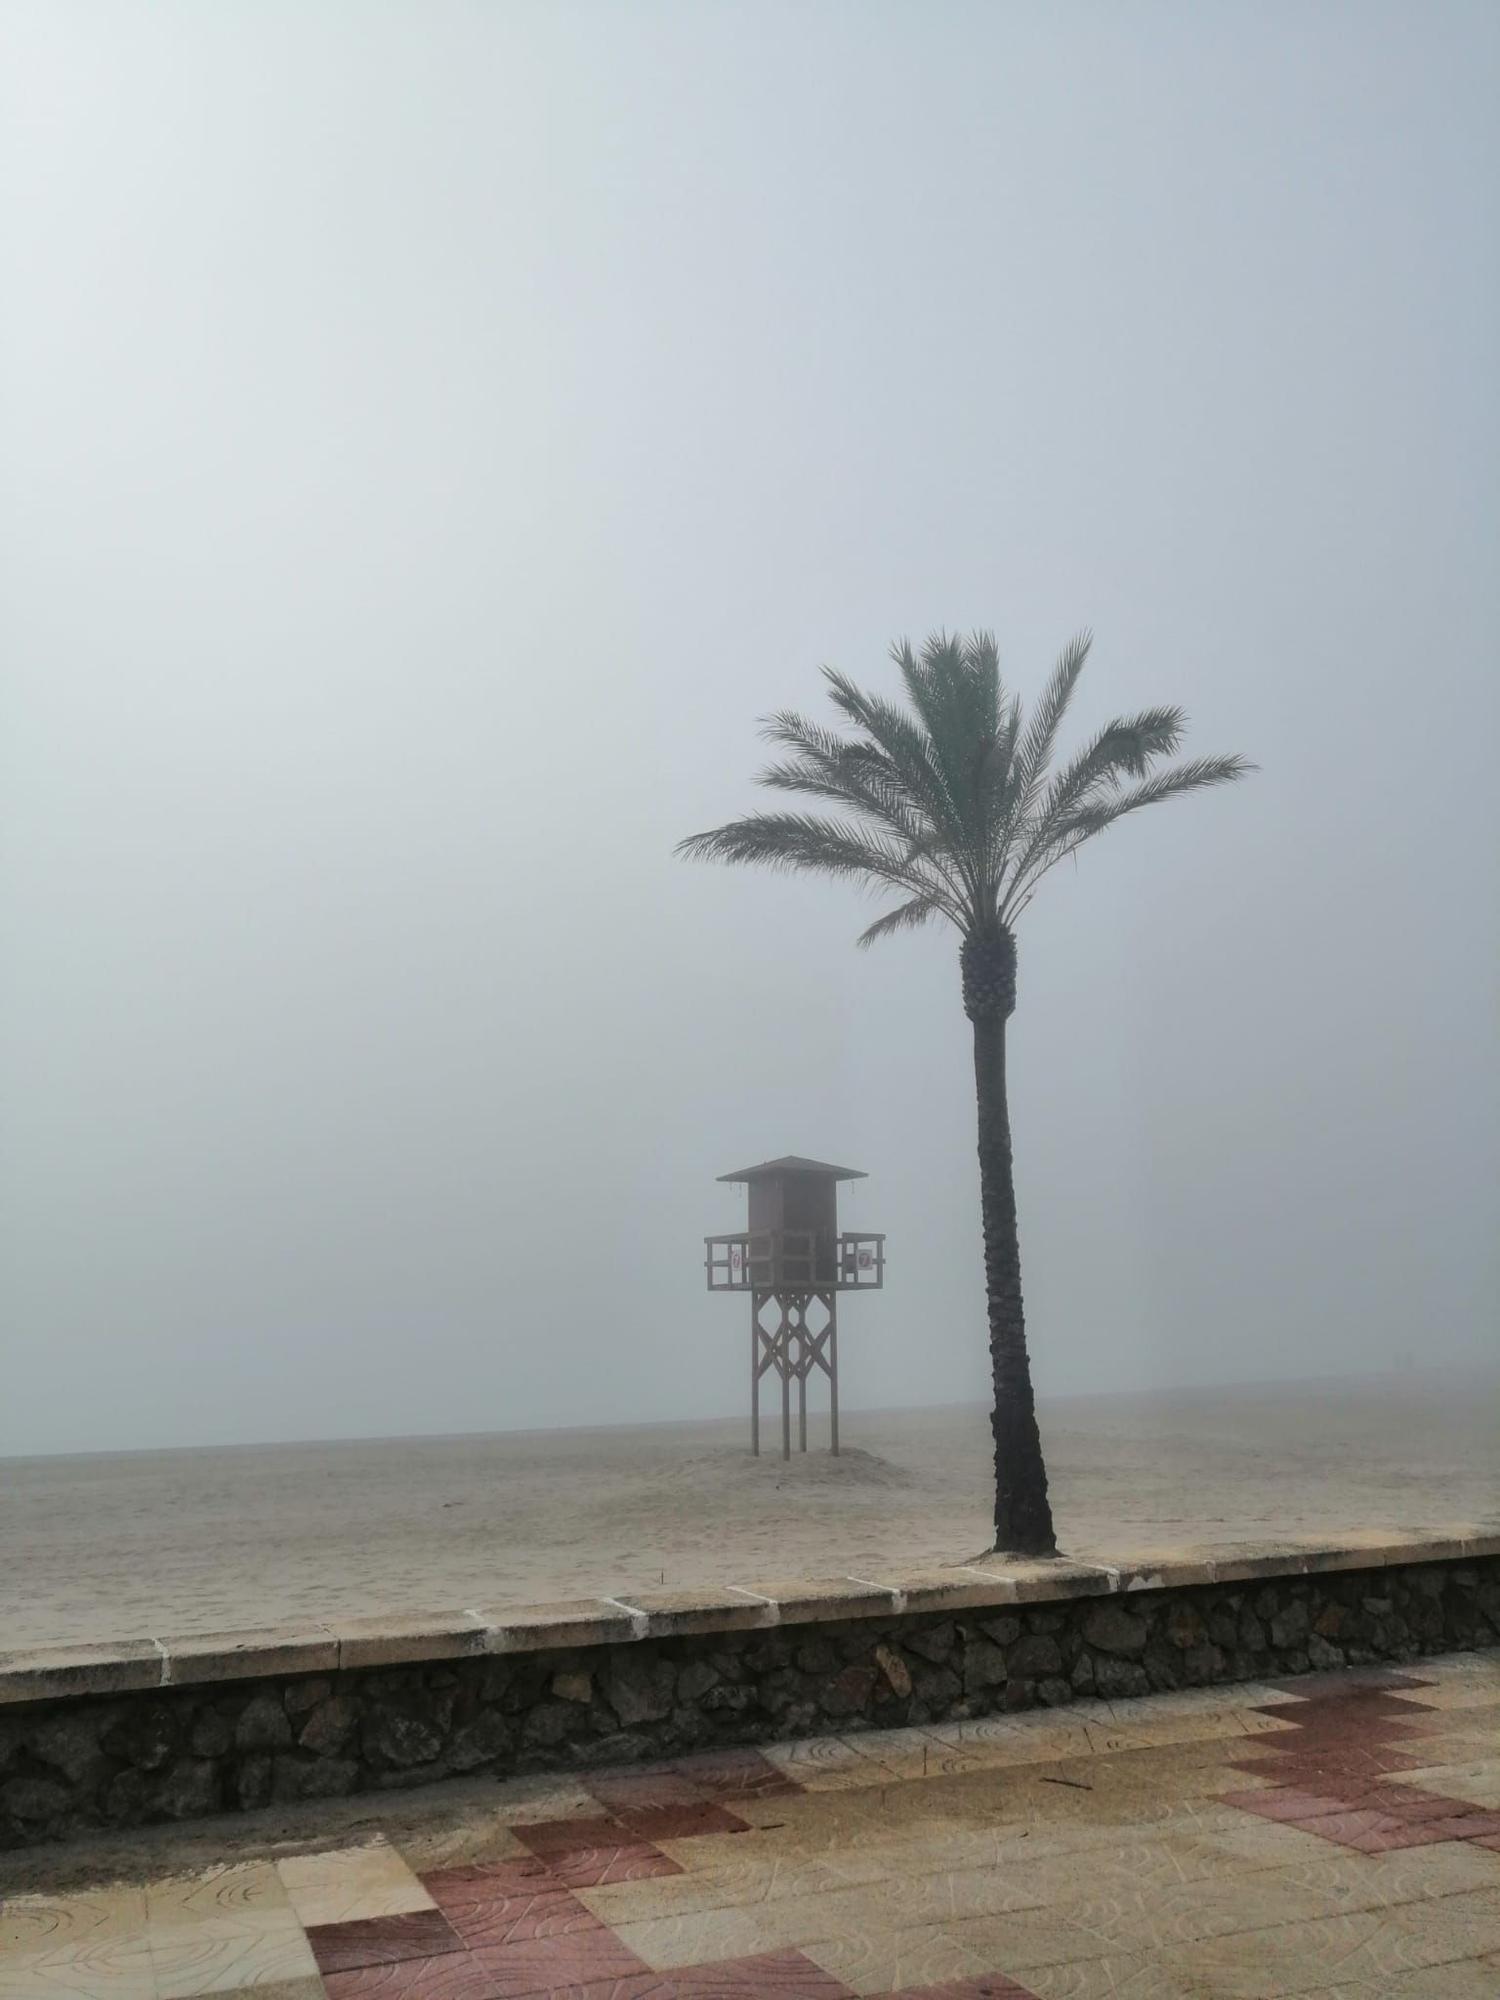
[602,1650,677,1726]
[1009,1632,1066,1676]
[235,1692,293,1751]
[1081,1605,1150,1659]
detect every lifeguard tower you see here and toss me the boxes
[704,1156,884,1459]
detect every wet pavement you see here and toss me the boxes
[3,1652,1498,1998]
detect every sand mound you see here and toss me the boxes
[653,1445,916,1492]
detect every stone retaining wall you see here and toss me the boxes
[4,1550,1497,1849]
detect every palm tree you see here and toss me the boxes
[679,631,1252,1556]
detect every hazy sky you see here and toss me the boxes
[2,1,1496,1456]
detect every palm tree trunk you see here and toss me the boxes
[963,928,1057,1558]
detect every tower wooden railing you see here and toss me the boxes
[704,1230,885,1292]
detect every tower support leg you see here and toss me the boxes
[750,1302,759,1457]
[829,1303,840,1457]
[780,1321,791,1461]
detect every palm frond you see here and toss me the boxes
[1000,754,1254,919]
[855,894,944,948]
[676,812,967,922]
[760,709,851,764]
[1001,706,1187,900]
[1012,631,1092,813]
[821,667,975,886]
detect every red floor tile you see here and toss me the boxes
[1230,1746,1423,1780]
[590,1769,708,1815]
[545,1840,684,1890]
[1268,1669,1434,1696]
[436,1877,604,1949]
[888,1981,1038,1999]
[518,1815,632,1854]
[466,1924,652,1997]
[1292,1807,1413,1847]
[1221,1786,1349,1822]
[1341,1822,1459,1853]
[661,1950,858,1996]
[309,1908,468,1974]
[615,1802,751,1842]
[512,1815,682,1887]
[538,1979,681,2000]
[425,1857,561,1895]
[1347,1786,1477,1823]
[322,1950,499,1999]
[1256,1717,1428,1748]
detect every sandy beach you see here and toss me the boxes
[5,1373,1496,1652]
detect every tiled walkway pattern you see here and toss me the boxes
[2,1654,1498,1997]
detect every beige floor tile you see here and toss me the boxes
[1353,1838,1500,1900]
[1385,1760,1500,1808]
[949,1716,1096,1766]
[148,1908,319,1998]
[606,1859,1052,1972]
[846,1725,990,1779]
[385,1810,529,1872]
[1260,1838,1500,1910]
[1064,1742,1251,1802]
[1238,1709,1310,1738]
[1186,1813,1373,1872]
[1311,1965,1500,2000]
[1403,1727,1500,1766]
[483,1770,602,1823]
[610,1900,805,1968]
[940,1906,1121,1972]
[997,1837,1246,1910]
[870,1863,1047,1927]
[0,1886,147,1954]
[1155,1910,1404,1996]
[145,1862,289,1928]
[1020,1955,1209,1999]
[759,1733,907,1790]
[1053,1864,1411,1954]
[801,1918,996,1995]
[1085,1696,1273,1750]
[0,1935,156,2000]
[1398,1684,1500,1712]
[1380,1884,1500,1967]
[273,1836,431,1926]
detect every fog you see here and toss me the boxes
[1,2,1495,1457]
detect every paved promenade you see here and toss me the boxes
[4,1652,1498,1997]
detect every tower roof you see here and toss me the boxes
[717,1155,867,1184]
